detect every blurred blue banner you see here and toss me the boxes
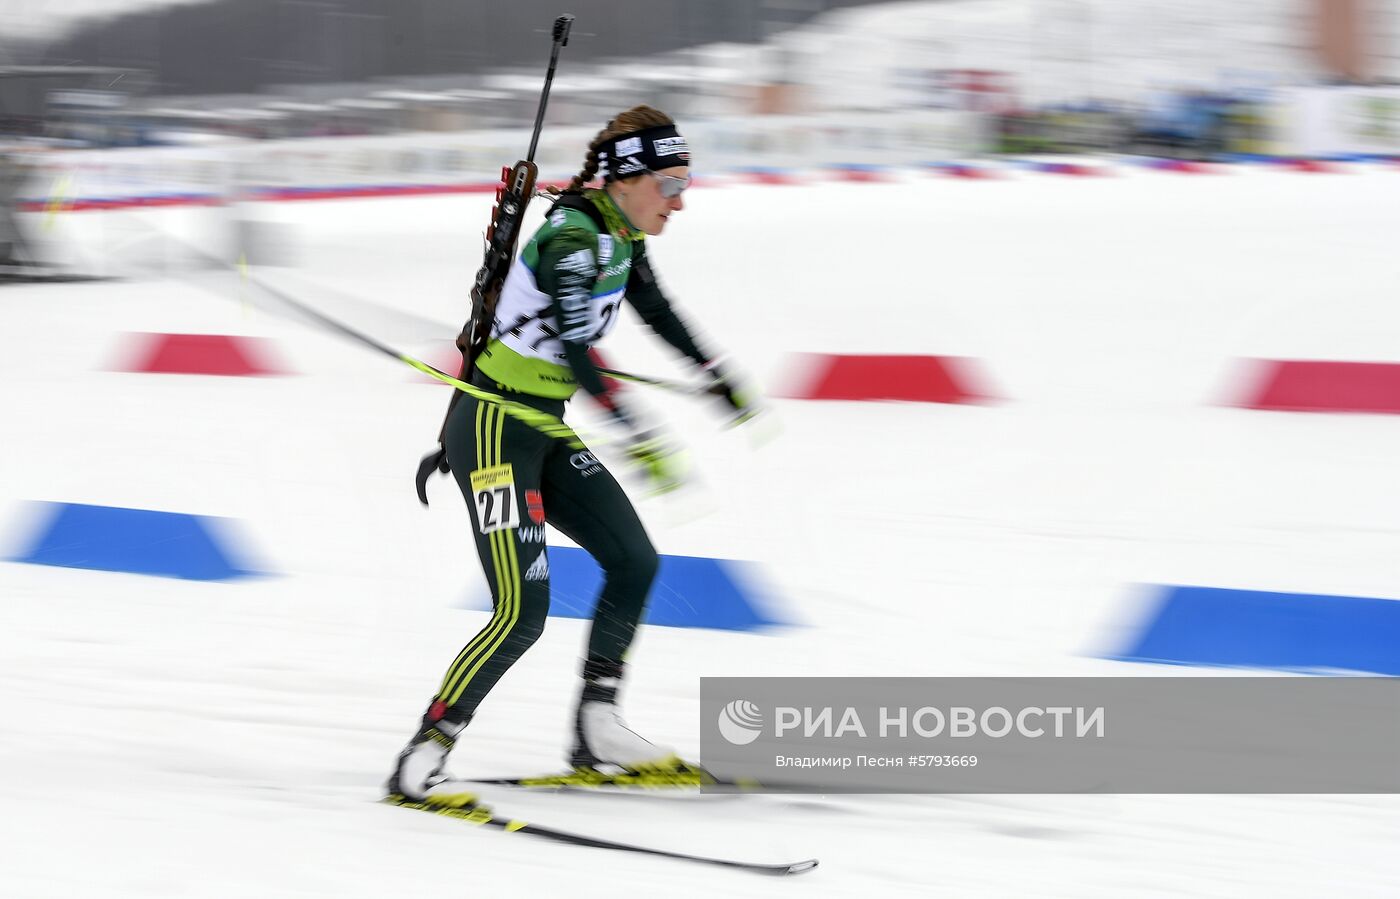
[9,502,262,581]
[465,546,788,632]
[1112,585,1400,675]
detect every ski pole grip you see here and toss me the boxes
[554,14,574,45]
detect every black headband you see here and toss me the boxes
[598,124,690,182]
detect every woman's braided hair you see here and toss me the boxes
[549,105,675,195]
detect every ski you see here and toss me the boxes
[381,793,818,876]
[468,762,763,792]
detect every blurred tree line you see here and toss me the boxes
[19,0,888,95]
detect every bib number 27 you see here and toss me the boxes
[469,464,519,535]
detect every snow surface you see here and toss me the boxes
[4,166,1400,896]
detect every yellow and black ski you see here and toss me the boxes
[380,793,817,876]
[467,761,767,792]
